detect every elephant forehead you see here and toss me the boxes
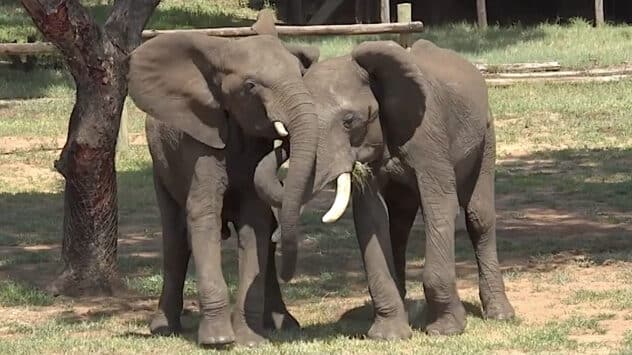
[225,39,301,79]
[305,56,372,112]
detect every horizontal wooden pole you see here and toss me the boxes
[484,66,632,79]
[476,61,561,73]
[0,22,424,56]
[487,75,631,87]
[142,22,424,39]
[0,42,57,55]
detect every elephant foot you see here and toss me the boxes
[482,294,515,321]
[234,326,268,347]
[197,317,235,349]
[149,311,181,336]
[367,314,412,341]
[232,313,268,347]
[264,310,301,331]
[425,301,466,336]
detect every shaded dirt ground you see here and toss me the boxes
[1,141,631,353]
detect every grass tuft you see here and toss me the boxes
[0,280,53,307]
[351,161,373,191]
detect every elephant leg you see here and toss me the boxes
[150,178,190,336]
[263,241,300,331]
[353,177,412,340]
[187,159,234,347]
[382,181,419,301]
[417,167,466,336]
[465,170,515,320]
[231,196,273,347]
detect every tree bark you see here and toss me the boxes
[20,0,160,296]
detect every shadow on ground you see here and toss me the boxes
[0,147,630,343]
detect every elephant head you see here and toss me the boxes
[127,32,320,281]
[254,40,435,224]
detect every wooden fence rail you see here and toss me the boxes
[0,22,424,56]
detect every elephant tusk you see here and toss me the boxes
[322,173,351,223]
[274,122,289,137]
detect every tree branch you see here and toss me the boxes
[105,0,161,53]
[21,0,99,57]
[21,0,107,83]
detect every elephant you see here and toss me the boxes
[254,38,515,339]
[126,28,320,346]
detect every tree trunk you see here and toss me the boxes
[21,0,160,296]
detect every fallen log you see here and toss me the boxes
[484,66,632,79]
[487,74,631,87]
[476,61,561,73]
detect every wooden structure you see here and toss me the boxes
[476,0,488,28]
[0,22,424,56]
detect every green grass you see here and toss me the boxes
[566,289,632,310]
[0,280,53,306]
[0,309,611,354]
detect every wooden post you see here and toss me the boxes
[595,0,604,27]
[380,0,390,23]
[397,3,412,48]
[476,0,488,28]
[355,0,364,24]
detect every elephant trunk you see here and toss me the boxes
[270,85,318,282]
[253,145,287,209]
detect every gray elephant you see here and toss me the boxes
[255,39,515,339]
[127,31,319,347]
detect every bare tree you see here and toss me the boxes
[21,0,160,296]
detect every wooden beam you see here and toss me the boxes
[0,42,57,55]
[380,0,390,23]
[487,75,630,87]
[595,0,604,26]
[476,61,561,73]
[308,0,344,25]
[484,66,632,79]
[477,0,488,28]
[397,3,412,48]
[142,22,425,38]
[355,0,364,24]
[0,22,426,56]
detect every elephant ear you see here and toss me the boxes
[250,9,319,73]
[128,33,229,149]
[352,40,426,147]
[283,43,320,73]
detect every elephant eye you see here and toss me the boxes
[244,79,257,93]
[342,113,355,130]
